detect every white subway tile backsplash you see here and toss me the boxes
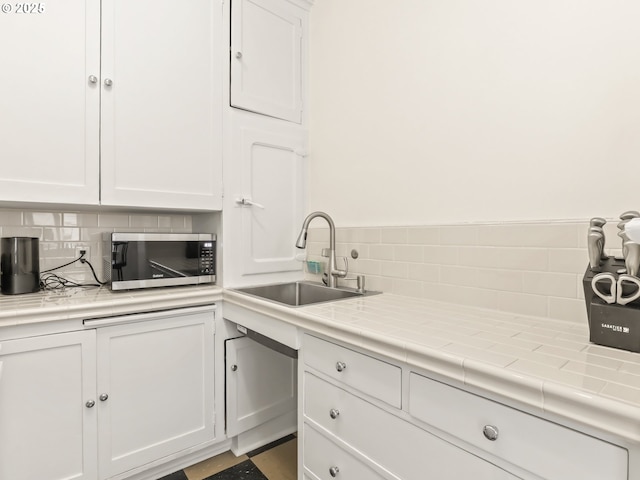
[439,266,478,288]
[458,246,501,268]
[43,227,80,242]
[390,278,423,297]
[0,207,197,285]
[424,245,458,264]
[381,227,408,244]
[407,263,439,282]
[407,226,439,245]
[24,212,63,226]
[381,261,408,279]
[63,213,99,227]
[548,248,588,273]
[548,297,588,324]
[498,247,548,271]
[2,226,43,239]
[353,259,382,276]
[303,220,598,323]
[477,268,523,293]
[0,210,22,225]
[522,272,577,298]
[440,225,479,245]
[369,244,394,260]
[478,223,580,248]
[366,275,393,292]
[497,291,548,318]
[394,245,423,262]
[130,215,159,229]
[98,213,130,228]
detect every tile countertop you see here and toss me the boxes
[0,285,223,328]
[223,290,640,445]
[1,285,639,444]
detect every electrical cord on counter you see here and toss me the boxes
[40,251,107,290]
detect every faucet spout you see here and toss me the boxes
[295,211,345,288]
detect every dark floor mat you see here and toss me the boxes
[203,459,268,480]
[157,470,188,480]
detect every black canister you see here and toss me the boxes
[1,237,40,294]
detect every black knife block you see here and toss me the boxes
[583,257,640,353]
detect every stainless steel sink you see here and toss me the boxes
[233,281,378,307]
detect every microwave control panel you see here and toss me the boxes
[199,241,215,275]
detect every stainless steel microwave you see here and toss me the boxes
[103,233,216,291]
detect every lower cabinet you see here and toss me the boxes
[225,335,297,438]
[0,305,216,480]
[301,333,629,480]
[95,307,216,479]
[0,330,98,480]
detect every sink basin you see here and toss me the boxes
[233,281,377,307]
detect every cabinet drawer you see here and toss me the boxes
[408,372,628,480]
[304,373,520,480]
[303,334,401,407]
[303,424,388,480]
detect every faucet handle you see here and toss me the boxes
[321,248,330,257]
[332,256,348,279]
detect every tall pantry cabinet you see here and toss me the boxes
[224,0,312,286]
[0,0,223,210]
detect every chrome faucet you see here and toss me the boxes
[295,211,346,288]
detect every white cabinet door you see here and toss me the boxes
[231,0,304,123]
[234,119,306,276]
[0,331,97,480]
[0,0,100,205]
[100,0,222,210]
[96,307,215,479]
[226,336,296,437]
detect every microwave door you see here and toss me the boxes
[148,260,189,278]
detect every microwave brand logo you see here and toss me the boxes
[152,273,164,278]
[601,323,630,334]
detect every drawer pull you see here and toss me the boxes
[329,466,340,477]
[335,361,347,372]
[483,425,499,441]
[329,408,340,419]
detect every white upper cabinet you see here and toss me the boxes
[231,0,304,123]
[0,0,100,205]
[0,0,222,210]
[100,0,223,210]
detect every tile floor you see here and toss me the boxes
[159,435,297,480]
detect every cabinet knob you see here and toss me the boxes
[99,393,109,402]
[231,364,238,372]
[104,78,113,87]
[335,361,347,372]
[329,466,340,477]
[235,51,243,59]
[85,400,95,408]
[482,425,499,441]
[329,408,340,419]
[88,75,98,84]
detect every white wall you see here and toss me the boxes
[309,0,640,226]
